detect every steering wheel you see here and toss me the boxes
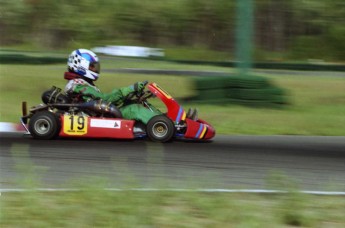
[125,80,150,104]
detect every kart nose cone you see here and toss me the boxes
[184,118,216,140]
[204,124,216,140]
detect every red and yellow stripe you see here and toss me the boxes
[195,124,207,139]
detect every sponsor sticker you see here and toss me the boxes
[90,119,121,129]
[63,115,88,135]
[153,83,172,99]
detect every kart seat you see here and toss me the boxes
[41,86,70,104]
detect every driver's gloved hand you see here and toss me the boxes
[132,82,145,92]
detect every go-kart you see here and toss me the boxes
[20,82,215,142]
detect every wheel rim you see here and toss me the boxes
[34,119,51,135]
[152,122,168,138]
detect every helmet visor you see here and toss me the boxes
[89,62,100,73]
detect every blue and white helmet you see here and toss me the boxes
[67,49,100,81]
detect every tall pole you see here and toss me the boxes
[235,0,254,76]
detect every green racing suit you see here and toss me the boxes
[64,73,159,124]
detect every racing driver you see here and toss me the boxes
[63,48,159,125]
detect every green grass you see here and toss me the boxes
[1,189,345,227]
[0,58,344,135]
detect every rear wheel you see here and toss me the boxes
[28,111,61,139]
[146,115,175,142]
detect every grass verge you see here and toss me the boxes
[1,181,345,227]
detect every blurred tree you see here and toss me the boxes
[256,0,294,52]
[285,0,345,60]
[184,0,236,50]
[0,0,344,61]
[0,0,29,44]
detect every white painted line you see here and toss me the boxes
[1,188,345,195]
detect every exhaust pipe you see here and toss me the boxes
[53,100,123,118]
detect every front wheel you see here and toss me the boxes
[146,115,175,142]
[28,111,61,139]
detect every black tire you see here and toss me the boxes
[28,111,61,139]
[146,115,175,142]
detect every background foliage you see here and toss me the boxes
[1,0,344,61]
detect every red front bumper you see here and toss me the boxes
[184,118,215,140]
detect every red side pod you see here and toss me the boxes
[184,118,215,140]
[59,115,135,139]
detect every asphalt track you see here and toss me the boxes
[1,132,344,192]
